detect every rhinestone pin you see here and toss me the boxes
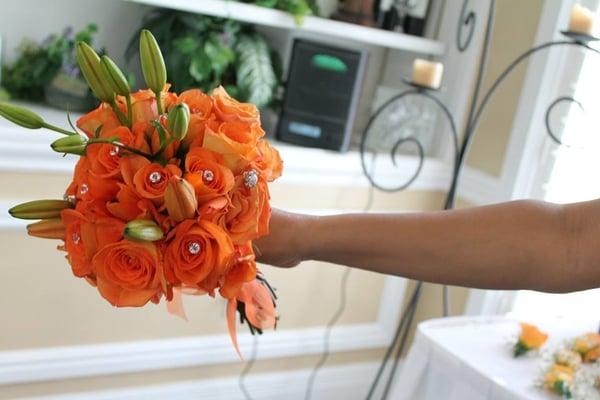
[149,171,163,184]
[188,242,201,255]
[63,194,76,203]
[72,233,81,244]
[203,169,215,183]
[79,184,89,195]
[109,146,120,156]
[243,169,258,188]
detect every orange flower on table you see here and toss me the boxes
[120,155,182,202]
[573,332,600,357]
[76,103,121,138]
[184,147,235,203]
[514,322,548,357]
[223,175,271,245]
[164,219,234,290]
[212,85,260,123]
[92,239,163,307]
[543,364,574,397]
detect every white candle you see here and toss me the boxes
[411,59,444,90]
[569,4,595,35]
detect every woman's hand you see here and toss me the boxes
[254,209,313,268]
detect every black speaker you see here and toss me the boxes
[276,40,367,152]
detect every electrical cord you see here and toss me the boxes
[238,333,259,400]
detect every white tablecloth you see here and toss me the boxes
[389,315,600,400]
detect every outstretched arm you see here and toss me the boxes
[255,199,600,293]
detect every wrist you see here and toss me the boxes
[292,212,320,262]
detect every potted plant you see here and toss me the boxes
[126,9,282,111]
[1,24,103,112]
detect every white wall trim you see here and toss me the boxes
[24,360,389,400]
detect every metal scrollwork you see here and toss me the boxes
[545,96,584,146]
[457,0,476,52]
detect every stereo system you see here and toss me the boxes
[276,39,367,152]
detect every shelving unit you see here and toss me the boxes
[125,0,445,56]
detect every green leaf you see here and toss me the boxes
[173,37,198,54]
[189,51,212,82]
[204,36,235,76]
[235,33,277,109]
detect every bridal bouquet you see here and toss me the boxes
[1,30,282,356]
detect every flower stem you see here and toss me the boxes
[109,100,129,127]
[87,138,152,158]
[155,91,163,115]
[125,94,133,128]
[41,122,77,136]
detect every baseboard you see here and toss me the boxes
[0,322,390,386]
[23,361,392,400]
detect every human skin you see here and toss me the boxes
[255,199,600,293]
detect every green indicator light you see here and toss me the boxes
[311,54,348,73]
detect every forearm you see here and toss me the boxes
[300,200,586,292]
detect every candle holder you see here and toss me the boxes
[560,30,600,44]
[401,77,442,92]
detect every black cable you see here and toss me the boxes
[381,283,423,400]
[365,281,423,400]
[304,173,376,400]
[238,334,259,400]
[304,267,352,400]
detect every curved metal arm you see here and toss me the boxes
[359,89,459,193]
[457,0,477,52]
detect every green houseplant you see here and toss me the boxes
[126,10,281,110]
[1,24,102,111]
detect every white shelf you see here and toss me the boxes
[125,0,445,56]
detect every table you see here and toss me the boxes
[389,315,600,400]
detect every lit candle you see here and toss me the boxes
[569,4,595,35]
[411,59,444,90]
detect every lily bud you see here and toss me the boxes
[76,42,115,103]
[9,199,74,220]
[51,135,87,155]
[167,103,190,140]
[164,176,197,222]
[124,219,164,241]
[100,55,131,96]
[139,29,167,94]
[27,218,66,240]
[0,102,44,129]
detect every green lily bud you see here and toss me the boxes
[9,199,74,220]
[0,102,44,129]
[100,55,130,97]
[167,103,190,140]
[51,135,87,155]
[139,30,167,94]
[124,219,164,241]
[76,42,115,103]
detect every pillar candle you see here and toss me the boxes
[411,59,444,90]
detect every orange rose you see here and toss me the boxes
[212,86,259,123]
[76,103,121,138]
[224,176,271,244]
[126,87,178,125]
[120,156,182,201]
[61,209,124,277]
[164,219,234,289]
[86,127,134,178]
[184,147,234,203]
[92,239,163,307]
[107,183,154,221]
[176,89,215,149]
[256,139,283,182]
[66,157,120,202]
